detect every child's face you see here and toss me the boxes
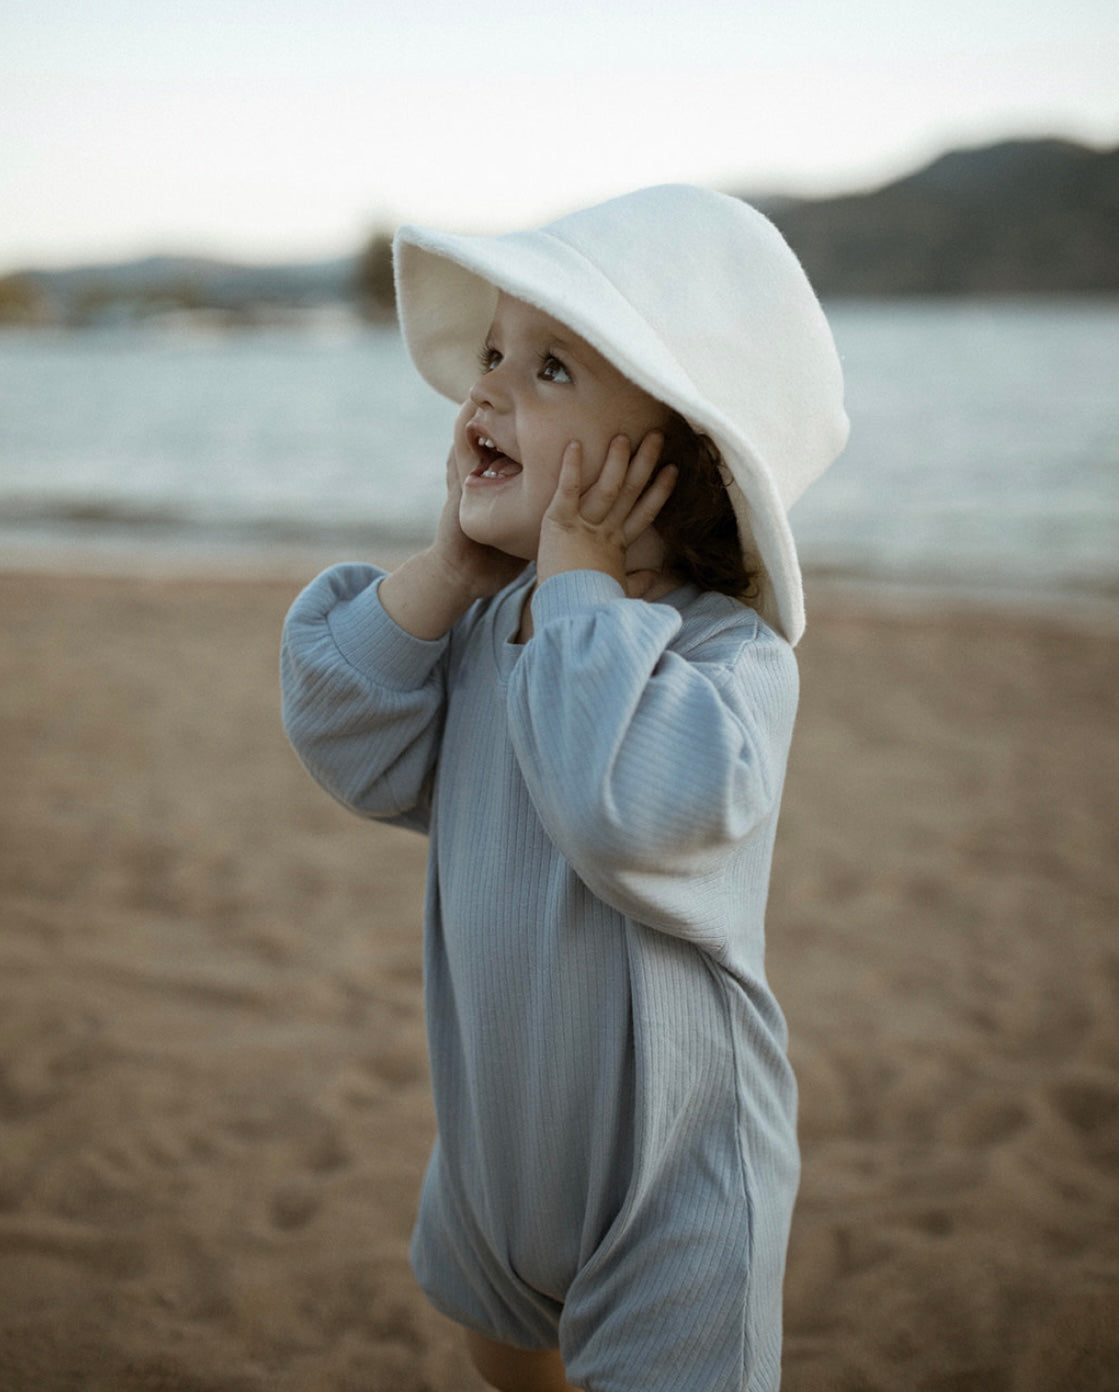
[453,293,670,561]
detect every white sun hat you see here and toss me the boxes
[392,184,848,645]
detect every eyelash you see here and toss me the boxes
[475,344,572,383]
[538,351,572,383]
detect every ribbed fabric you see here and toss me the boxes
[281,564,802,1392]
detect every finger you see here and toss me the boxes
[544,441,584,523]
[578,434,630,525]
[445,446,464,494]
[601,430,665,530]
[621,463,678,545]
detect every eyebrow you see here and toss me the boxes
[545,334,595,370]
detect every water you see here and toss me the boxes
[0,320,458,551]
[1,302,1117,602]
[800,300,1119,598]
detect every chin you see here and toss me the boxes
[459,510,530,560]
[461,522,533,563]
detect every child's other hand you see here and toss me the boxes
[536,432,677,591]
[378,449,526,641]
[432,448,527,600]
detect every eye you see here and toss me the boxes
[477,344,501,373]
[539,352,572,384]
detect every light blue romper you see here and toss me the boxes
[282,564,801,1392]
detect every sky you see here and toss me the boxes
[3,0,1118,272]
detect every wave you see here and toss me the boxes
[3,497,189,529]
[4,496,1117,618]
[0,495,434,552]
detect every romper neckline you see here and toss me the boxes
[490,569,702,683]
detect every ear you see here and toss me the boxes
[624,568,661,600]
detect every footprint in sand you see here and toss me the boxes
[1049,1074,1119,1137]
[954,1098,1031,1148]
[269,1177,323,1231]
[0,1213,146,1280]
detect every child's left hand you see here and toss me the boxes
[535,432,677,595]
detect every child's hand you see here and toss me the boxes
[536,432,677,592]
[378,449,526,641]
[431,448,527,600]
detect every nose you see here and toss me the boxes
[469,361,509,411]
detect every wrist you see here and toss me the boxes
[427,541,515,606]
[378,548,477,640]
[535,534,626,590]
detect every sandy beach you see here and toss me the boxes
[1,566,1116,1391]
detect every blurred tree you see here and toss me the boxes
[354,230,397,322]
[70,281,127,327]
[0,274,48,325]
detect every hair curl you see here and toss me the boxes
[654,413,759,602]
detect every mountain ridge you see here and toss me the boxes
[756,137,1119,294]
[2,136,1116,324]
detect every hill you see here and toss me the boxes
[2,136,1116,324]
[757,137,1119,295]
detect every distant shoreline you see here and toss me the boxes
[4,139,1117,322]
[3,532,1116,633]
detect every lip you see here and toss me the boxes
[464,419,523,483]
[466,419,515,461]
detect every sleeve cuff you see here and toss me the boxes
[530,570,626,629]
[327,568,448,689]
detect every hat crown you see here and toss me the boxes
[536,185,847,509]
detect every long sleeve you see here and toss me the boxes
[280,563,450,831]
[506,571,799,954]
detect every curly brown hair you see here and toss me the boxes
[654,413,759,603]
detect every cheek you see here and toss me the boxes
[521,427,568,487]
[451,404,476,476]
[620,398,672,442]
[578,393,671,464]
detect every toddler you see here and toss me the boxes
[281,185,848,1392]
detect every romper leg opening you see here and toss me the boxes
[465,1327,582,1392]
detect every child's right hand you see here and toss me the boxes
[430,447,527,601]
[376,446,527,641]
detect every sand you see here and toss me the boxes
[1,567,1116,1392]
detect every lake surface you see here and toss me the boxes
[2,301,1117,602]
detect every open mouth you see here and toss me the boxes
[467,425,523,481]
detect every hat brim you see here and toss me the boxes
[394,224,811,644]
